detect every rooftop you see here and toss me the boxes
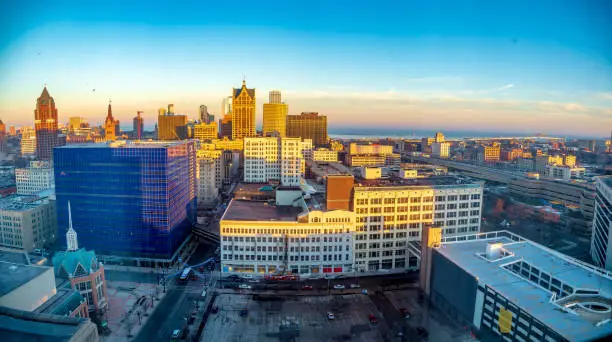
[0,261,51,297]
[56,140,189,149]
[0,306,89,342]
[0,193,51,211]
[436,231,612,341]
[35,287,85,317]
[222,199,301,222]
[599,175,612,189]
[354,175,482,189]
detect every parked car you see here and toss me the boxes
[241,274,254,280]
[333,284,345,290]
[350,283,361,289]
[171,328,184,340]
[327,312,335,320]
[238,284,252,290]
[399,308,411,319]
[368,314,378,324]
[302,284,313,290]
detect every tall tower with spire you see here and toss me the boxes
[231,80,256,139]
[66,201,79,251]
[104,102,119,141]
[34,86,61,160]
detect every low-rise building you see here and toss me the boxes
[244,137,304,186]
[0,191,57,252]
[20,126,37,157]
[15,160,54,195]
[0,261,56,311]
[545,165,585,180]
[193,122,218,141]
[420,228,612,342]
[431,142,450,159]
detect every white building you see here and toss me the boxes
[20,127,36,157]
[220,198,355,275]
[197,158,219,206]
[591,176,612,270]
[545,165,585,180]
[15,161,54,195]
[431,142,450,159]
[0,192,57,252]
[351,176,483,272]
[244,137,304,186]
[421,229,612,342]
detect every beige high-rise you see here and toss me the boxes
[263,90,288,137]
[231,80,256,139]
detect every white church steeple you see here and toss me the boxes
[66,201,79,251]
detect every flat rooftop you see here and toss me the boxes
[0,306,87,342]
[222,200,301,222]
[0,261,50,297]
[56,140,189,149]
[600,176,612,189]
[354,175,482,189]
[436,231,612,341]
[0,193,50,211]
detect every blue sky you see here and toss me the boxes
[1,0,611,137]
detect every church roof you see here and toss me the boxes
[52,249,98,278]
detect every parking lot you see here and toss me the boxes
[201,294,385,342]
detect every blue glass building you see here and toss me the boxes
[54,141,197,259]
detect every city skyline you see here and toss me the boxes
[1,1,611,137]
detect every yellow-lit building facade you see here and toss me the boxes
[193,122,218,141]
[262,90,288,137]
[158,114,188,140]
[232,81,256,139]
[287,112,328,147]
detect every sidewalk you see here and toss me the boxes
[101,280,172,342]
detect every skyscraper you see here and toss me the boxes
[262,90,288,137]
[591,176,612,270]
[199,105,214,124]
[34,87,64,160]
[231,80,256,139]
[54,141,197,259]
[104,102,119,141]
[0,120,5,152]
[167,103,175,115]
[133,111,144,140]
[287,112,328,147]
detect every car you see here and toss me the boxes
[399,308,411,319]
[378,268,391,273]
[241,274,254,280]
[327,312,335,320]
[350,283,361,289]
[302,284,313,290]
[171,328,184,340]
[211,305,219,314]
[333,284,345,290]
[238,284,252,290]
[368,314,378,324]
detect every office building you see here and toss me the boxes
[222,96,233,117]
[263,90,288,137]
[434,132,445,143]
[0,120,5,152]
[167,103,175,115]
[311,148,338,162]
[158,113,188,140]
[219,115,232,139]
[420,228,612,342]
[34,87,65,160]
[197,156,220,207]
[53,141,197,260]
[591,176,612,270]
[194,122,218,141]
[421,137,434,153]
[349,174,483,271]
[52,207,108,313]
[346,142,400,167]
[431,142,450,158]
[287,112,328,147]
[545,165,585,180]
[477,144,501,163]
[232,80,256,139]
[20,126,37,157]
[103,102,119,141]
[8,125,15,136]
[158,107,167,116]
[244,137,304,186]
[15,161,54,195]
[201,138,244,152]
[133,111,144,140]
[199,104,209,123]
[0,191,57,252]
[68,117,87,131]
[220,196,355,275]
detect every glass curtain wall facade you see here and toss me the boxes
[53,141,197,258]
